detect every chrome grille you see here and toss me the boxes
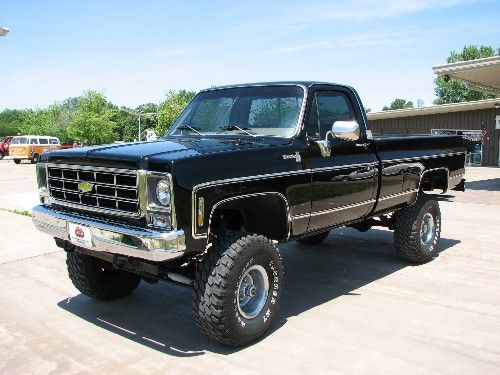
[47,165,139,217]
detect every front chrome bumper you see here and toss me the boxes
[32,205,186,262]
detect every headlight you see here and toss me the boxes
[156,179,171,206]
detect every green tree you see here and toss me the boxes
[0,109,25,136]
[433,45,499,104]
[157,90,196,135]
[382,99,414,111]
[67,91,119,145]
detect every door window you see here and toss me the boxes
[307,91,356,139]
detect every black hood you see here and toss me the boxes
[41,136,289,171]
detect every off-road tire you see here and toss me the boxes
[393,196,441,263]
[14,159,21,164]
[66,251,141,300]
[297,230,329,245]
[193,231,284,346]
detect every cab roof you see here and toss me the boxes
[203,81,353,91]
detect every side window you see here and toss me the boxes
[307,91,356,139]
[30,138,38,144]
[49,139,58,144]
[39,138,49,144]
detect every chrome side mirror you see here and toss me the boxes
[331,121,360,142]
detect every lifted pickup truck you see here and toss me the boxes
[32,82,465,346]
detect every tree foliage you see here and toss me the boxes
[433,45,499,104]
[0,90,196,144]
[382,98,414,111]
[0,109,25,137]
[67,91,119,145]
[157,90,196,135]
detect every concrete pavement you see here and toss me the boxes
[0,161,499,374]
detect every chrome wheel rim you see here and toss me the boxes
[420,212,435,246]
[237,265,269,319]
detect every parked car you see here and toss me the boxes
[0,136,14,159]
[8,135,61,164]
[32,82,466,346]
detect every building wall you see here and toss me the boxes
[368,108,499,166]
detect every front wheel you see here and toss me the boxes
[193,232,284,346]
[393,196,441,263]
[66,251,141,300]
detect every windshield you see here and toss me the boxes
[11,137,28,145]
[167,86,304,138]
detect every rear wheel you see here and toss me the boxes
[14,159,21,164]
[297,230,329,245]
[66,251,141,300]
[393,196,441,263]
[193,231,284,346]
[31,153,39,164]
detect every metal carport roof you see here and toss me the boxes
[432,56,500,95]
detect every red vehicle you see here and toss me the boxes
[0,136,14,159]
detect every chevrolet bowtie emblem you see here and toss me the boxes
[78,181,94,193]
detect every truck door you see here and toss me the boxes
[302,88,378,232]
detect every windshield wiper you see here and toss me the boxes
[175,125,204,136]
[220,125,256,137]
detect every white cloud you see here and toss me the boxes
[261,0,483,28]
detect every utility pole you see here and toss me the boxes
[120,108,157,142]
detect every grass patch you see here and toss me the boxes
[0,208,32,217]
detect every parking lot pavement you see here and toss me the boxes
[0,162,499,374]
[0,160,39,211]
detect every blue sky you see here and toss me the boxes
[0,0,499,112]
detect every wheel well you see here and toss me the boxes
[209,194,289,241]
[420,169,448,193]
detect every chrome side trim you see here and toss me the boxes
[194,162,378,190]
[291,199,375,220]
[205,192,291,241]
[32,205,186,262]
[380,151,466,164]
[378,189,419,201]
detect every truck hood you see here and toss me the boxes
[41,136,285,171]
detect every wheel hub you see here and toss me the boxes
[237,265,269,319]
[420,212,435,246]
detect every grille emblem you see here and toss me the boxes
[78,181,94,193]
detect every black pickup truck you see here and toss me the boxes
[32,82,466,346]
